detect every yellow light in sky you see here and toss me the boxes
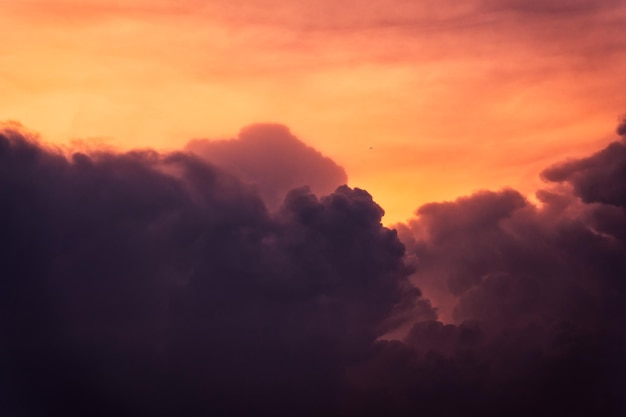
[1,0,625,224]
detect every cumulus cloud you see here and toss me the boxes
[1,120,625,416]
[542,120,626,208]
[185,123,348,209]
[381,120,626,416]
[0,124,416,416]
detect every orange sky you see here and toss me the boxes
[2,0,625,224]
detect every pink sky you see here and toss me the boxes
[2,0,625,223]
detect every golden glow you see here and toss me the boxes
[2,1,625,223]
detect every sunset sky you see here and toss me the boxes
[3,0,625,223]
[2,2,626,416]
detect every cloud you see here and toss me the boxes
[618,117,626,136]
[541,120,626,208]
[0,124,416,416]
[186,123,348,209]
[480,0,622,15]
[380,120,626,416]
[1,119,625,416]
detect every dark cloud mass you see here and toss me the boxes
[185,123,348,210]
[541,119,626,207]
[390,122,626,416]
[1,121,626,416]
[0,124,415,416]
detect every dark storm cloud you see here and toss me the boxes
[185,123,348,209]
[372,122,626,416]
[541,120,626,208]
[2,120,626,417]
[0,124,418,416]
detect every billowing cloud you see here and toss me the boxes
[186,123,348,209]
[0,124,416,416]
[380,121,626,415]
[541,119,626,207]
[1,120,625,416]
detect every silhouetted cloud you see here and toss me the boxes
[186,124,348,209]
[384,120,626,416]
[542,121,626,208]
[1,120,625,416]
[0,124,415,416]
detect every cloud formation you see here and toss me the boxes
[1,120,625,416]
[186,123,348,209]
[0,124,415,416]
[386,121,626,415]
[541,118,626,207]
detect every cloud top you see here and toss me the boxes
[186,123,348,209]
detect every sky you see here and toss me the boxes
[2,0,626,223]
[1,1,626,416]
